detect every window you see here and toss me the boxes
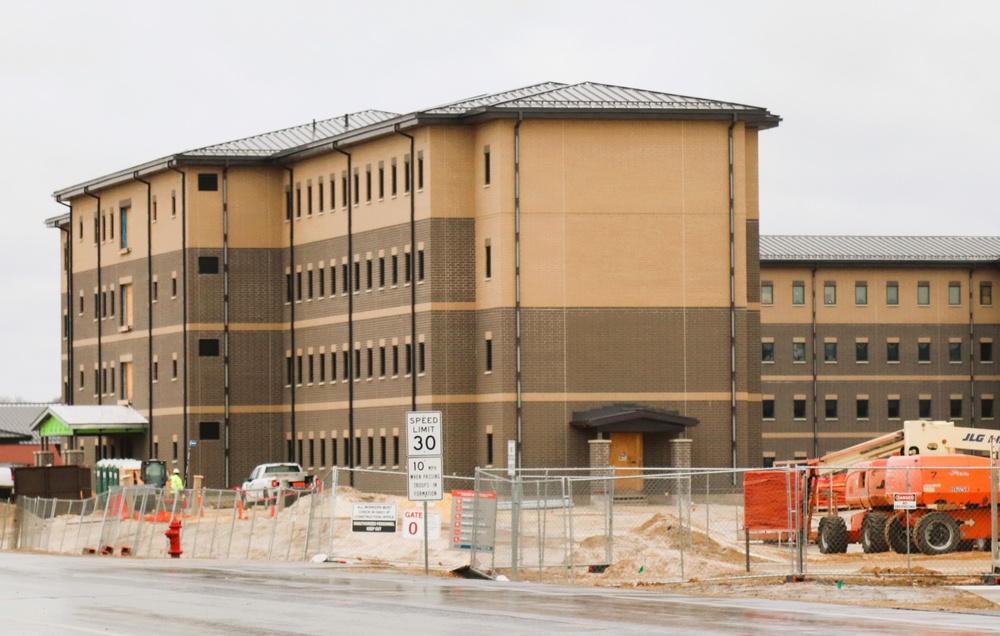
[888,398,901,419]
[343,350,350,381]
[917,282,930,306]
[762,399,775,420]
[981,282,993,306]
[823,282,836,305]
[199,339,220,357]
[286,273,293,303]
[485,242,492,280]
[393,435,399,466]
[329,351,336,381]
[171,191,177,217]
[793,398,806,419]
[318,180,324,212]
[417,151,424,190]
[329,177,335,210]
[341,171,348,208]
[353,261,360,292]
[307,184,313,216]
[199,422,220,440]
[760,281,773,305]
[120,362,132,402]
[296,354,303,385]
[950,398,963,419]
[761,342,774,362]
[886,282,899,306]
[887,341,900,362]
[418,249,425,282]
[856,398,869,419]
[983,397,994,419]
[198,256,219,274]
[405,343,413,376]
[948,342,961,362]
[405,251,412,284]
[153,359,158,382]
[486,433,493,465]
[319,351,326,383]
[392,344,399,376]
[319,267,325,297]
[792,282,805,305]
[308,353,315,383]
[792,342,806,362]
[855,341,869,363]
[366,258,373,290]
[918,342,931,362]
[354,348,362,380]
[119,283,133,330]
[172,358,178,380]
[284,187,292,221]
[353,169,359,205]
[307,270,314,299]
[982,341,994,363]
[365,165,372,202]
[285,355,293,386]
[296,272,302,301]
[949,282,961,306]
[855,282,868,306]
[485,337,493,372]
[404,155,411,193]
[171,275,177,298]
[392,254,398,286]
[919,398,931,418]
[419,342,426,374]
[391,158,397,196]
[484,146,491,186]
[197,173,218,191]
[366,347,373,379]
[342,263,349,294]
[296,186,302,218]
[824,342,837,362]
[153,280,158,302]
[379,345,386,378]
[119,206,130,250]
[825,398,838,419]
[378,162,384,199]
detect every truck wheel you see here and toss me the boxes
[914,512,960,556]
[884,515,911,553]
[817,516,848,554]
[861,513,889,553]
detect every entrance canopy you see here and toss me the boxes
[570,404,698,434]
[30,405,149,437]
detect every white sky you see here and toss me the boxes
[1,1,997,401]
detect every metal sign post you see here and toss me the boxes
[406,411,443,576]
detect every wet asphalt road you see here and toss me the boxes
[1,553,999,635]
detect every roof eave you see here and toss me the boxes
[275,115,422,162]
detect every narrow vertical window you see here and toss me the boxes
[296,354,303,385]
[404,155,411,193]
[485,241,492,279]
[366,258,373,290]
[406,343,413,376]
[418,249,425,282]
[365,164,372,202]
[353,169,359,205]
[792,282,805,305]
[392,254,398,285]
[484,145,491,186]
[318,180,324,212]
[296,185,302,218]
[981,282,993,306]
[308,353,315,383]
[379,257,385,288]
[296,271,302,302]
[855,282,867,306]
[286,355,293,386]
[318,267,325,297]
[760,282,772,305]
[342,263,349,294]
[417,151,424,190]
[341,171,348,208]
[379,345,386,378]
[485,336,493,372]
[354,261,361,292]
[823,281,836,305]
[366,346,373,379]
[354,348,361,380]
[391,158,397,196]
[307,270,314,299]
[378,161,384,199]
[307,184,313,216]
[392,344,399,376]
[405,251,412,284]
[319,351,325,383]
[120,206,130,250]
[343,350,350,381]
[286,273,293,303]
[419,341,426,374]
[285,186,292,221]
[486,433,494,465]
[917,281,930,306]
[949,282,961,306]
[886,282,899,306]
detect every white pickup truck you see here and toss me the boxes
[240,463,315,507]
[0,466,13,500]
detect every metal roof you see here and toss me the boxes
[0,404,51,442]
[30,405,149,432]
[52,82,779,201]
[183,109,399,158]
[761,235,1000,263]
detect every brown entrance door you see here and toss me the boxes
[610,432,643,494]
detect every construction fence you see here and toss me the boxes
[6,465,1000,585]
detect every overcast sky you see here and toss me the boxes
[1,1,997,402]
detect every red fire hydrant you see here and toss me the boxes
[165,518,183,559]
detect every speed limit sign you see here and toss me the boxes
[406,411,442,457]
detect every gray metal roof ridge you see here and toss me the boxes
[760,235,1000,262]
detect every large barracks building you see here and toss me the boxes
[46,82,998,486]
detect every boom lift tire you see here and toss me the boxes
[885,515,911,554]
[861,512,889,553]
[817,516,848,554]
[914,512,961,556]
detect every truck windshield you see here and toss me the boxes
[264,466,298,475]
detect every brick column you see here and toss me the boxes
[33,451,55,467]
[670,438,692,469]
[589,439,612,502]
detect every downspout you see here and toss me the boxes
[284,166,296,463]
[727,118,737,469]
[969,267,976,426]
[394,126,417,413]
[330,145,354,484]
[56,199,74,405]
[810,264,819,458]
[222,165,231,485]
[514,114,524,471]
[83,188,102,408]
[133,172,154,458]
[167,164,188,471]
